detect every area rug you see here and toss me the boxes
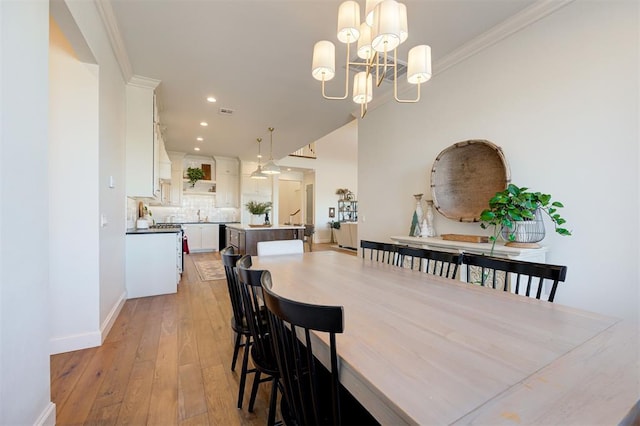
[194,260,226,281]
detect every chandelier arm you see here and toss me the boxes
[321,39,352,100]
[394,78,421,103]
[376,50,385,87]
[360,101,367,118]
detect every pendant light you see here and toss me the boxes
[262,127,281,175]
[250,137,267,180]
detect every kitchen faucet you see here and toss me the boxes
[197,209,201,222]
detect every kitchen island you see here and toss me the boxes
[225,223,304,255]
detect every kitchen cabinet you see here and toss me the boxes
[334,222,358,249]
[183,155,216,195]
[125,78,161,198]
[183,223,219,252]
[214,156,239,207]
[126,231,180,298]
[167,151,184,206]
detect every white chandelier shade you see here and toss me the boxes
[407,45,432,84]
[250,137,267,180]
[353,72,372,104]
[262,127,281,175]
[365,0,384,26]
[371,0,403,53]
[337,1,360,43]
[312,41,336,81]
[357,23,374,60]
[311,0,432,117]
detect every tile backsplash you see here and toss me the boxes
[127,195,239,228]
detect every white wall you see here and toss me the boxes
[359,0,639,319]
[57,0,128,350]
[49,16,101,353]
[0,0,55,424]
[280,119,358,242]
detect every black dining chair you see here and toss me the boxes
[235,255,281,426]
[396,246,462,279]
[461,253,568,302]
[360,240,400,265]
[261,271,379,426]
[220,246,252,408]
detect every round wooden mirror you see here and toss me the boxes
[431,140,510,222]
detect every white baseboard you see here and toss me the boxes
[49,291,126,354]
[34,401,56,426]
[50,330,101,355]
[100,291,126,343]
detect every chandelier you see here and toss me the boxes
[312,0,432,117]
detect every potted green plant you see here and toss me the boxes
[245,201,273,225]
[480,184,571,249]
[186,167,205,187]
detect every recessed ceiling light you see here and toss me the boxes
[257,154,262,159]
[194,147,201,151]
[200,121,208,127]
[196,137,203,141]
[206,96,216,103]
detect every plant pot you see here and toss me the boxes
[251,214,264,225]
[501,208,545,247]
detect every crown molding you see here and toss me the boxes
[94,0,133,82]
[355,0,575,118]
[435,0,575,74]
[128,75,161,89]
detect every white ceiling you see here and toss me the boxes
[108,0,536,161]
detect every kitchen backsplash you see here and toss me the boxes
[127,195,239,228]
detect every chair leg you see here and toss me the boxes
[231,332,242,371]
[248,370,262,412]
[237,339,251,408]
[267,377,278,426]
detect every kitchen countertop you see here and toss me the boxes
[157,221,240,225]
[126,227,182,235]
[226,223,305,231]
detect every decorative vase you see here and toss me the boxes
[410,194,424,237]
[424,200,436,237]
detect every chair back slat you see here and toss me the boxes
[461,253,567,302]
[221,246,245,326]
[396,246,462,279]
[261,271,344,425]
[360,240,400,265]
[236,255,275,369]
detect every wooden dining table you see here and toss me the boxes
[251,251,639,425]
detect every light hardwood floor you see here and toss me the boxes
[50,243,355,425]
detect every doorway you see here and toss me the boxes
[278,180,303,225]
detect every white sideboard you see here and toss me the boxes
[390,235,547,262]
[335,223,358,250]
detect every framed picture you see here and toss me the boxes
[328,207,335,218]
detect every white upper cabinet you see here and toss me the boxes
[125,77,161,198]
[214,156,239,207]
